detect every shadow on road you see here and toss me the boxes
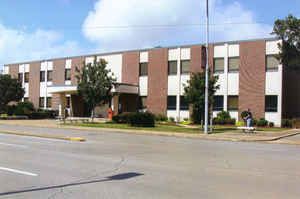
[0,172,144,196]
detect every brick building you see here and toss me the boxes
[3,38,300,126]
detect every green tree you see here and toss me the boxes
[272,15,300,69]
[76,58,116,121]
[184,71,219,124]
[0,74,25,112]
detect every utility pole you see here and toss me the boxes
[204,0,209,134]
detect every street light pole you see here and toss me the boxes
[204,0,209,134]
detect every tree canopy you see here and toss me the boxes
[0,74,25,112]
[184,71,219,124]
[76,58,116,120]
[272,15,300,69]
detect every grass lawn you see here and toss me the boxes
[64,122,238,134]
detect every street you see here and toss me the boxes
[0,125,299,199]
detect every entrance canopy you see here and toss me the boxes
[48,83,139,95]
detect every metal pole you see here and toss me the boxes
[204,0,209,134]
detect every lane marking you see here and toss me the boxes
[0,167,38,177]
[0,142,28,148]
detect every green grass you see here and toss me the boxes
[64,122,237,134]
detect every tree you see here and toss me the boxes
[184,71,219,124]
[272,15,300,69]
[0,74,25,112]
[76,58,116,121]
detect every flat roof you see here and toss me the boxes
[4,37,278,66]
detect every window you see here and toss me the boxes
[39,97,45,108]
[24,72,29,83]
[47,71,53,81]
[213,96,224,111]
[228,57,239,72]
[138,96,147,109]
[139,63,148,76]
[167,96,176,110]
[168,61,177,75]
[266,55,279,71]
[228,96,239,111]
[65,69,71,80]
[18,73,23,83]
[46,97,52,108]
[40,71,45,82]
[66,96,71,108]
[24,97,29,102]
[180,96,189,110]
[265,95,278,112]
[181,60,190,74]
[213,58,224,73]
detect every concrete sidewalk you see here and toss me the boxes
[0,119,299,144]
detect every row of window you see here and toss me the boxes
[18,73,29,83]
[138,96,189,110]
[38,96,71,108]
[18,69,72,83]
[139,60,190,76]
[213,95,278,112]
[213,55,280,73]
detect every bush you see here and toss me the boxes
[256,118,268,127]
[217,111,231,120]
[241,110,248,120]
[213,111,235,125]
[168,117,175,123]
[269,122,274,128]
[183,118,188,121]
[112,112,133,123]
[251,119,257,126]
[128,112,155,127]
[282,119,293,128]
[155,114,168,121]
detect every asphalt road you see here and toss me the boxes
[0,125,299,199]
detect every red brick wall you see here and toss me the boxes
[71,57,84,85]
[9,64,19,79]
[52,59,66,110]
[122,51,140,85]
[239,40,266,120]
[147,48,168,115]
[190,46,204,73]
[29,62,40,108]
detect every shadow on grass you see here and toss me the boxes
[0,172,144,196]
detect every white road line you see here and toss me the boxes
[0,167,38,176]
[0,142,28,148]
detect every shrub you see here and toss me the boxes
[269,122,274,128]
[241,110,248,120]
[282,119,293,128]
[251,119,257,126]
[217,111,231,120]
[213,111,235,125]
[128,112,155,127]
[155,114,168,121]
[183,118,188,121]
[168,117,175,123]
[112,112,133,123]
[256,118,268,127]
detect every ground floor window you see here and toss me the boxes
[39,97,44,108]
[46,97,52,108]
[167,96,176,110]
[66,96,71,108]
[138,96,147,109]
[213,96,224,111]
[265,95,278,112]
[180,96,189,110]
[228,96,238,111]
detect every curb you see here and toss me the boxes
[0,130,85,142]
[239,132,300,142]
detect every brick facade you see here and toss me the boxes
[147,48,168,115]
[71,57,84,85]
[122,52,140,85]
[239,41,266,120]
[52,59,66,110]
[190,46,204,73]
[9,64,18,79]
[29,62,40,108]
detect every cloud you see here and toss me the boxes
[0,23,81,70]
[82,0,273,51]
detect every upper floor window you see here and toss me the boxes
[40,71,45,82]
[213,96,224,111]
[139,63,148,76]
[266,55,279,71]
[18,73,23,83]
[228,57,239,72]
[213,58,224,73]
[65,69,71,81]
[265,95,278,112]
[168,61,177,75]
[228,96,239,111]
[24,72,29,83]
[47,70,53,81]
[181,60,190,74]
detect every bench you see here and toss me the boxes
[237,126,256,133]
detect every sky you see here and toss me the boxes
[0,0,300,71]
